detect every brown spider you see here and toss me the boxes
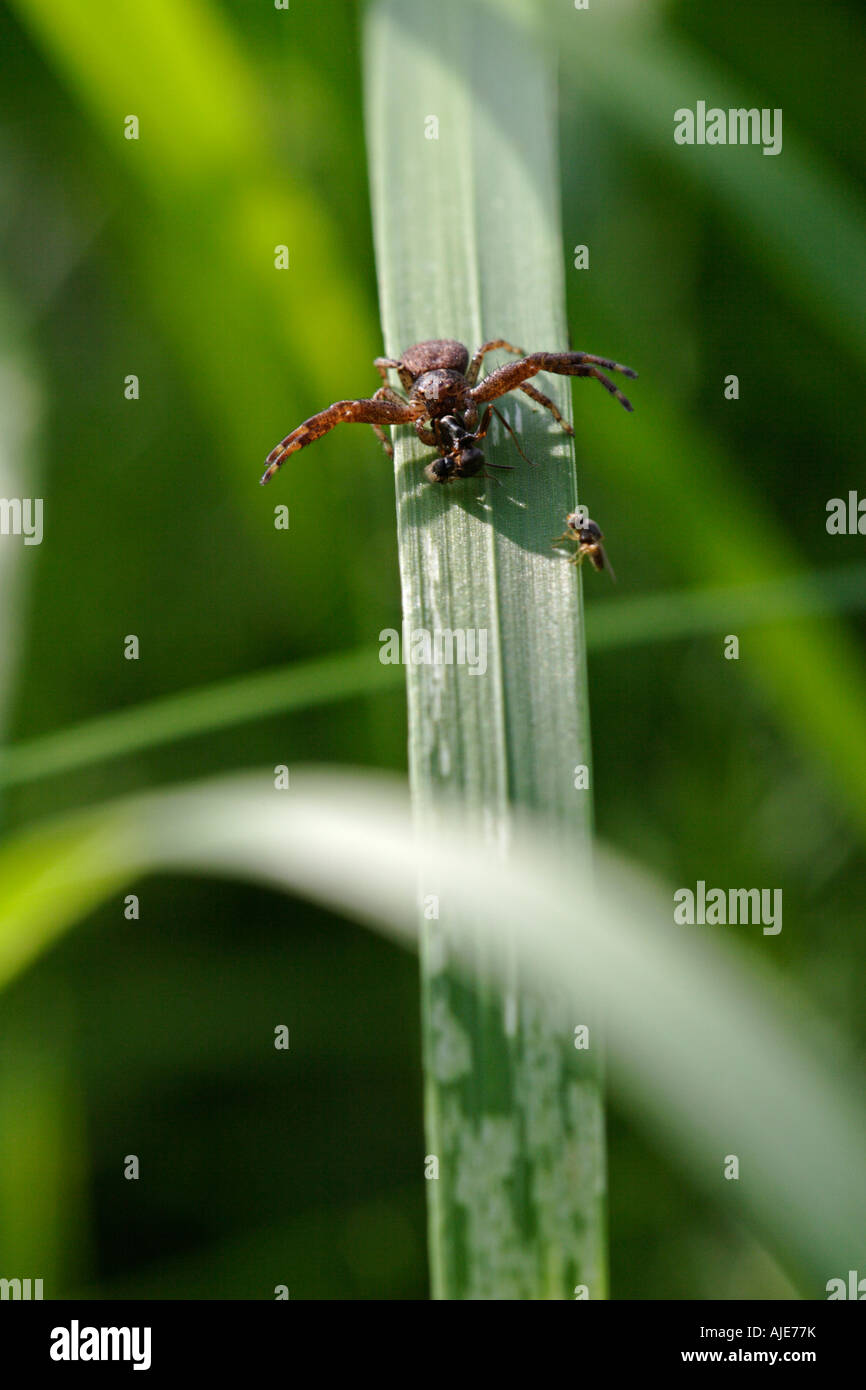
[260,338,637,486]
[552,510,615,581]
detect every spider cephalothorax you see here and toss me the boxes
[260,337,636,486]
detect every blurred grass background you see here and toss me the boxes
[0,0,864,1298]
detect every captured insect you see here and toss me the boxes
[260,338,637,486]
[552,511,616,581]
[423,408,533,484]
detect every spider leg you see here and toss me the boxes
[368,385,408,459]
[571,366,634,413]
[415,421,437,447]
[472,405,493,440]
[370,424,393,459]
[473,405,528,462]
[261,397,418,484]
[466,339,526,386]
[549,351,637,377]
[518,382,574,437]
[373,357,402,388]
[488,406,535,466]
[373,385,407,406]
[471,351,637,412]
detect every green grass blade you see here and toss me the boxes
[364,0,609,1298]
[588,564,866,651]
[0,648,396,791]
[1,766,864,1292]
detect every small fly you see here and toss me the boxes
[552,511,615,580]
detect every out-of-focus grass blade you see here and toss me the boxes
[7,0,261,177]
[6,0,372,449]
[7,0,390,624]
[0,766,863,1293]
[588,564,866,651]
[3,564,865,792]
[0,1035,89,1297]
[0,811,133,988]
[572,375,866,840]
[0,648,397,791]
[555,4,866,367]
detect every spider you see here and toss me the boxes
[552,510,615,581]
[259,338,637,486]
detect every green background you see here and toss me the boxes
[0,0,864,1298]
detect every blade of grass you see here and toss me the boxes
[587,563,866,652]
[0,647,397,791]
[1,766,865,1291]
[365,0,606,1299]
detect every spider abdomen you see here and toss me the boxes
[399,339,470,379]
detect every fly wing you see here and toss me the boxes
[594,543,616,583]
[583,542,616,582]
